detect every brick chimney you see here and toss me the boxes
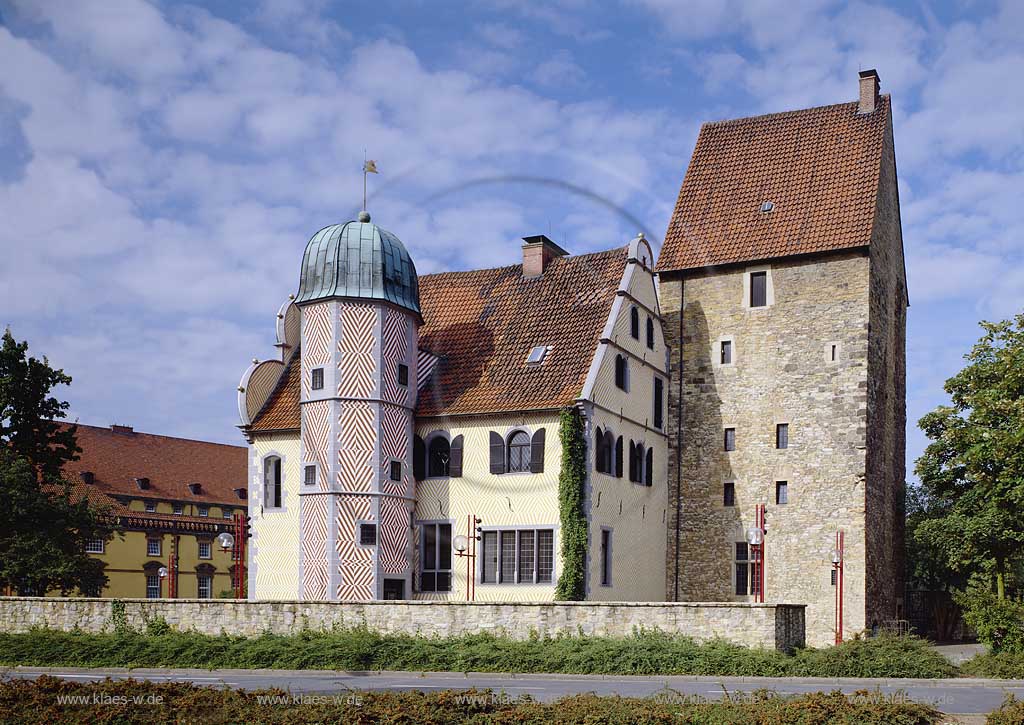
[521,235,569,278]
[858,69,879,114]
[110,424,134,435]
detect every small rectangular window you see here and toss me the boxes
[223,509,232,519]
[776,481,789,505]
[723,482,735,507]
[147,539,161,557]
[198,541,211,559]
[311,367,324,390]
[482,531,498,583]
[831,569,837,586]
[653,377,664,429]
[85,539,105,554]
[398,363,409,385]
[724,427,736,451]
[831,344,837,362]
[146,575,160,599]
[600,529,612,586]
[537,530,554,583]
[750,271,767,307]
[198,506,209,517]
[197,575,212,599]
[776,423,789,449]
[390,460,402,481]
[145,501,156,513]
[359,523,377,546]
[173,503,183,515]
[735,542,749,595]
[304,464,317,486]
[720,340,732,365]
[526,346,548,364]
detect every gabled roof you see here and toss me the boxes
[246,246,629,426]
[249,350,301,432]
[656,97,890,273]
[62,424,247,506]
[417,246,627,416]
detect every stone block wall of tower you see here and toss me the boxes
[298,299,418,601]
[864,118,908,629]
[661,251,875,647]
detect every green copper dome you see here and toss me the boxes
[295,214,420,316]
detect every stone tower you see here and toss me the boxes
[293,213,421,600]
[656,71,907,646]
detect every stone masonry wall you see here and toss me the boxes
[0,597,805,652]
[662,251,873,647]
[863,110,908,628]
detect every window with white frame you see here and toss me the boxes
[263,455,282,508]
[480,528,554,584]
[198,541,211,559]
[172,502,183,515]
[144,500,156,513]
[734,542,762,596]
[147,538,161,557]
[85,538,104,554]
[197,575,212,599]
[420,522,452,592]
[146,575,160,599]
[198,506,209,517]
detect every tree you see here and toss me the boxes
[0,329,80,479]
[0,450,113,596]
[913,313,1024,600]
[0,329,112,595]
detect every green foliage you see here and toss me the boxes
[109,600,129,635]
[961,651,1024,679]
[0,329,80,479]
[913,313,1024,599]
[0,449,113,596]
[988,696,1024,725]
[0,676,943,725]
[554,407,587,601]
[957,590,1024,653]
[0,628,955,679]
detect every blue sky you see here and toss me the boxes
[1,1,1022,483]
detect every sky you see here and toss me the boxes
[0,1,1021,482]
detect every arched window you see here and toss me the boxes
[428,436,450,477]
[646,317,655,349]
[603,430,614,474]
[614,355,628,391]
[595,427,606,473]
[507,431,531,472]
[630,306,640,339]
[645,447,653,487]
[263,455,281,508]
[615,436,623,478]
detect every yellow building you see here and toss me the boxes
[63,424,248,599]
[241,223,668,602]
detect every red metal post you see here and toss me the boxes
[758,504,765,603]
[835,529,845,645]
[168,536,178,599]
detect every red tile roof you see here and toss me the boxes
[247,246,628,427]
[656,97,890,272]
[63,423,247,507]
[417,246,627,416]
[249,351,301,432]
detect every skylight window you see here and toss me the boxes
[526,346,549,364]
[760,201,774,212]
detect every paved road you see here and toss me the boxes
[4,667,1024,715]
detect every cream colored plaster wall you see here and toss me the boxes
[414,413,561,602]
[249,432,302,599]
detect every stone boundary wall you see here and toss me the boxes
[0,598,805,652]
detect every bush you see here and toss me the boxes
[0,676,943,724]
[987,696,1024,725]
[957,591,1024,653]
[788,634,957,679]
[961,651,1024,679]
[0,627,959,679]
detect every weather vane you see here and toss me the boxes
[362,151,378,213]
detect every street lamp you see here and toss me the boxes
[158,566,167,598]
[218,532,234,552]
[453,535,469,554]
[746,503,766,602]
[453,517,481,601]
[832,530,845,645]
[746,527,764,547]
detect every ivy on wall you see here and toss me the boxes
[555,407,587,601]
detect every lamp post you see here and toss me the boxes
[746,503,766,603]
[831,530,845,645]
[453,515,481,601]
[158,566,168,598]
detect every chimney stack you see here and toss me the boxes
[858,69,880,114]
[521,235,569,278]
[111,424,134,435]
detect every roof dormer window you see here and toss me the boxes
[760,201,774,212]
[526,346,549,365]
